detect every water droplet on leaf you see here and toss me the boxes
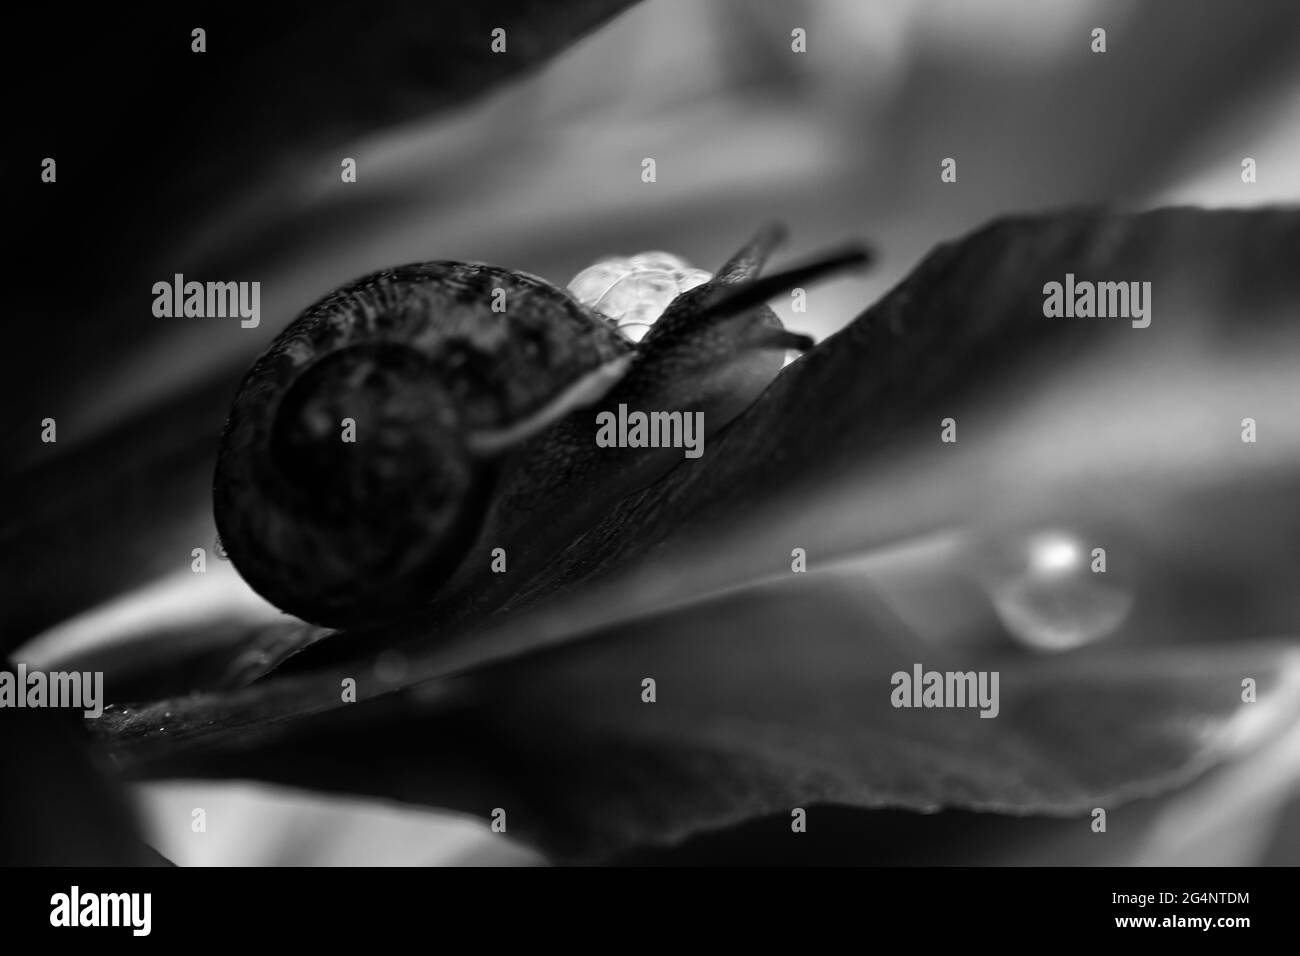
[974,529,1134,651]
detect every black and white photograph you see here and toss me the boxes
[3,0,1298,931]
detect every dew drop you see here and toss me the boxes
[628,251,689,272]
[974,529,1134,651]
[616,322,654,342]
[569,251,713,335]
[674,268,712,293]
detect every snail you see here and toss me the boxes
[213,223,869,629]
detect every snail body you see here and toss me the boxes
[214,226,868,629]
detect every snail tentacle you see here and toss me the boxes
[213,261,631,628]
[716,220,789,283]
[465,352,634,456]
[688,244,872,333]
[215,230,872,633]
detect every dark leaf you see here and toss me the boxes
[92,207,1300,857]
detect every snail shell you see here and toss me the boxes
[213,262,630,628]
[214,227,869,631]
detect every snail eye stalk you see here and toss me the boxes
[695,244,872,328]
[716,220,790,283]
